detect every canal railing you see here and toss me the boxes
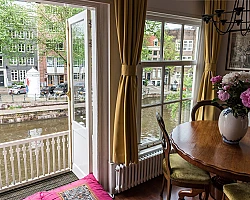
[0,131,70,193]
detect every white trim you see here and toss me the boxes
[146,11,202,26]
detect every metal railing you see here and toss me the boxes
[0,131,70,192]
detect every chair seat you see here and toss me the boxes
[224,183,250,200]
[163,153,210,184]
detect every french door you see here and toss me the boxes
[67,9,93,178]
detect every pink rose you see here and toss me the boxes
[211,75,222,84]
[240,88,250,108]
[223,85,230,90]
[217,90,230,101]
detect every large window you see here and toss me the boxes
[19,70,26,81]
[139,15,200,149]
[11,70,18,81]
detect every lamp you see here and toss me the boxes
[202,0,250,36]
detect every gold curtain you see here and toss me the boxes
[112,0,147,165]
[196,0,226,120]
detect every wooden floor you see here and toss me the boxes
[115,176,215,200]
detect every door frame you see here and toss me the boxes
[65,2,109,189]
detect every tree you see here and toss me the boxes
[0,0,35,58]
[36,4,84,63]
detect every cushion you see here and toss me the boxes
[163,153,210,184]
[224,183,250,200]
[52,173,112,200]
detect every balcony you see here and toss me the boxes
[0,131,70,193]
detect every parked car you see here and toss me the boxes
[53,83,68,96]
[40,86,56,96]
[8,85,26,95]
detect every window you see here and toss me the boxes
[10,44,17,52]
[0,56,2,67]
[56,42,64,51]
[18,44,25,52]
[26,44,34,53]
[27,57,34,65]
[175,39,181,51]
[19,70,26,81]
[0,45,2,53]
[18,31,25,39]
[56,57,64,67]
[9,30,16,38]
[9,57,18,65]
[153,50,157,55]
[183,40,193,51]
[26,31,33,39]
[153,39,158,46]
[11,70,18,81]
[47,57,54,67]
[139,16,200,149]
[19,57,26,65]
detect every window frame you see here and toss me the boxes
[11,70,18,81]
[138,12,201,150]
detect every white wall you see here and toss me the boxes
[147,0,204,18]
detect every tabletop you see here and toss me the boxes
[171,120,250,182]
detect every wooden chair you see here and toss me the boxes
[222,183,250,200]
[156,112,211,200]
[191,100,224,121]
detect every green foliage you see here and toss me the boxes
[37,4,84,63]
[0,0,35,58]
[165,69,193,118]
[141,20,178,61]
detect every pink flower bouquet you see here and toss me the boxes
[211,71,250,117]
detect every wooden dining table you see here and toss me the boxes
[170,120,250,199]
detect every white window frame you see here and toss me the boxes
[18,44,25,52]
[19,70,26,81]
[26,31,34,39]
[47,57,54,67]
[10,57,18,65]
[10,44,17,52]
[19,57,26,65]
[11,70,18,81]
[18,31,25,39]
[26,44,34,53]
[56,57,64,67]
[183,40,193,51]
[27,57,34,65]
[138,13,201,150]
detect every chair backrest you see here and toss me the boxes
[156,112,171,175]
[191,100,224,121]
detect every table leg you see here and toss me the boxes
[210,176,235,200]
[178,188,204,200]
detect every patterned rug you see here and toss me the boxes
[0,172,78,200]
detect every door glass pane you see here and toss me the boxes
[142,66,162,106]
[164,66,180,102]
[72,20,86,126]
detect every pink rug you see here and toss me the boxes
[23,173,112,200]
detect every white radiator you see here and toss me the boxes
[109,150,163,194]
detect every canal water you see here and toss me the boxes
[0,117,68,143]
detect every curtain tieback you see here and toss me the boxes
[205,63,216,71]
[122,64,137,76]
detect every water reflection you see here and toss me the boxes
[0,117,68,143]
